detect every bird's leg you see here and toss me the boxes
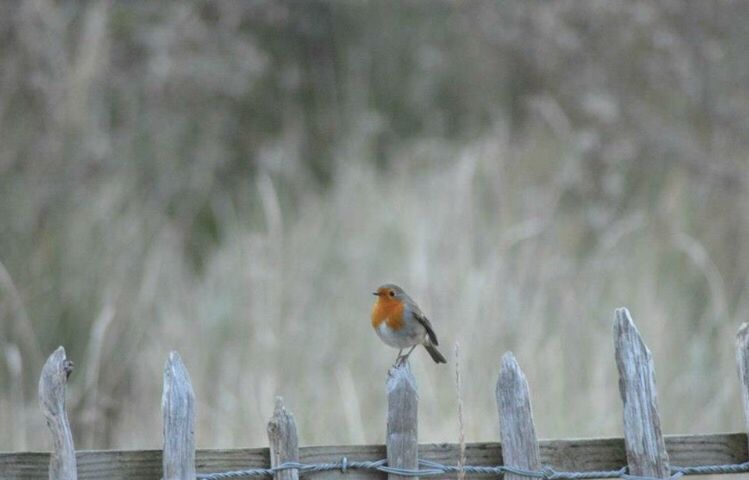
[400,345,417,363]
[394,349,404,366]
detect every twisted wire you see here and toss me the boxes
[195,458,749,480]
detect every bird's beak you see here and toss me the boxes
[372,292,380,296]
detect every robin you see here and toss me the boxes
[371,284,447,365]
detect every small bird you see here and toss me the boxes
[371,284,447,365]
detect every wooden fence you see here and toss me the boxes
[3,307,749,479]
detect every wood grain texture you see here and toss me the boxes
[38,346,76,480]
[736,323,749,436]
[162,352,195,480]
[1,434,747,480]
[386,362,418,480]
[614,308,670,478]
[495,352,540,480]
[268,397,300,480]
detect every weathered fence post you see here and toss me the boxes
[736,323,749,438]
[38,346,77,480]
[268,396,300,480]
[162,351,196,480]
[387,362,418,480]
[495,352,540,480]
[614,308,670,478]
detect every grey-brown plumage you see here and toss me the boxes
[410,306,446,363]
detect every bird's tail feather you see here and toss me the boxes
[424,343,447,364]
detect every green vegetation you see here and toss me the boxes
[1,1,748,451]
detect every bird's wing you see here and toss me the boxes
[412,306,439,346]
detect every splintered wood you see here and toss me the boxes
[39,346,77,480]
[387,362,418,480]
[496,352,540,480]
[614,308,670,478]
[162,351,196,480]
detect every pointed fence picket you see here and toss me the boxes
[3,308,749,479]
[268,397,300,480]
[495,352,540,480]
[386,363,419,480]
[614,308,670,479]
[38,346,76,480]
[162,352,196,480]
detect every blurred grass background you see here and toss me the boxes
[1,0,749,452]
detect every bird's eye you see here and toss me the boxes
[389,290,395,297]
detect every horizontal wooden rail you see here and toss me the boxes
[1,433,747,480]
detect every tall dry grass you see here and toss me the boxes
[2,136,747,450]
[1,1,748,453]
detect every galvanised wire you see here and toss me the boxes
[195,458,749,480]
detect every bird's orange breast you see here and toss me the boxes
[371,299,405,330]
